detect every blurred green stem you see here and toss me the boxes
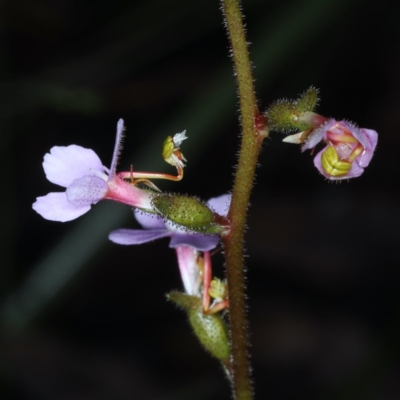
[221,0,264,399]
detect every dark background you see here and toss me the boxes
[1,0,399,399]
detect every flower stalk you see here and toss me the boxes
[221,0,264,399]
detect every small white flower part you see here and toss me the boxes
[282,130,310,144]
[172,130,188,148]
[171,152,187,168]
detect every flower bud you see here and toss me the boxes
[152,193,223,234]
[167,291,230,363]
[266,87,326,133]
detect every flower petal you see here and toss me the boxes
[43,145,105,187]
[175,246,201,296]
[169,233,220,251]
[302,119,335,151]
[206,194,231,216]
[108,228,171,245]
[32,192,91,222]
[341,122,368,149]
[356,129,378,167]
[344,162,365,179]
[362,128,378,149]
[66,175,108,205]
[134,209,166,229]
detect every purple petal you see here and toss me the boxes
[356,129,378,167]
[134,209,166,229]
[32,192,91,222]
[206,194,231,216]
[357,148,374,169]
[302,119,335,151]
[169,233,220,251]
[66,175,108,205]
[313,148,364,180]
[43,145,105,187]
[344,162,365,179]
[109,228,171,245]
[362,129,378,150]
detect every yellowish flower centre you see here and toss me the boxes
[321,146,352,177]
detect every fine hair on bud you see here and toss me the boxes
[167,291,230,363]
[151,193,223,234]
[295,86,319,113]
[265,86,321,133]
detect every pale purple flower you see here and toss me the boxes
[109,194,230,296]
[302,119,378,180]
[108,194,231,251]
[32,119,153,222]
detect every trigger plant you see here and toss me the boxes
[33,0,378,399]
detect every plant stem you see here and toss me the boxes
[221,0,264,399]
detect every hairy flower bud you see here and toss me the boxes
[152,193,224,234]
[167,291,230,363]
[266,87,327,133]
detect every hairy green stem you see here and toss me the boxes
[221,0,264,399]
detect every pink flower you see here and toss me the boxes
[32,119,154,222]
[302,119,378,180]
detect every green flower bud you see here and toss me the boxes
[266,86,324,133]
[152,193,223,234]
[266,98,298,132]
[167,291,230,363]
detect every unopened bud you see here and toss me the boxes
[167,291,230,363]
[152,193,223,234]
[266,86,326,133]
[209,278,228,302]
